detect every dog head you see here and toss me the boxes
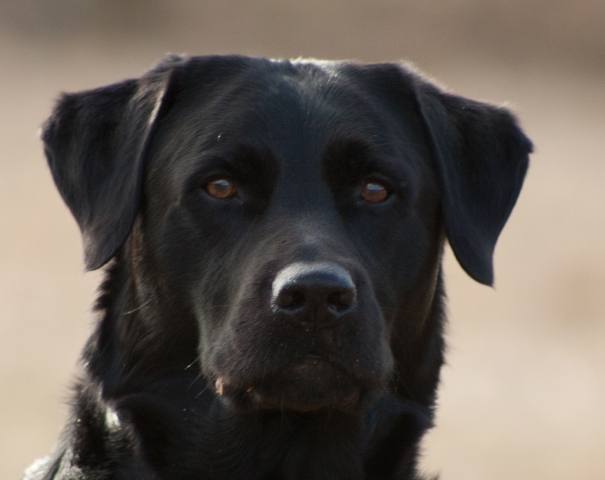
[43,55,530,413]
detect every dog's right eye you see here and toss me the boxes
[205,177,237,199]
[360,179,390,203]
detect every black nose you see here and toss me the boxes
[271,262,357,327]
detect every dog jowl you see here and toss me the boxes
[26,55,530,480]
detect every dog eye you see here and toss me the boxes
[205,177,237,199]
[360,180,390,203]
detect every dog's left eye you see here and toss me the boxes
[205,177,237,199]
[360,180,390,203]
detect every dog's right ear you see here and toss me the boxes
[42,55,185,270]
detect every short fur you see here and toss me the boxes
[25,55,530,480]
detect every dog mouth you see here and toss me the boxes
[214,357,370,414]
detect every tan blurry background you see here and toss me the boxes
[1,1,604,478]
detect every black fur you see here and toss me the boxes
[25,55,530,480]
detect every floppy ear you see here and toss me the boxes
[414,81,531,286]
[42,55,184,270]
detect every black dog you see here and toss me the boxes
[25,55,530,480]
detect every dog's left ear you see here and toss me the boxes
[42,55,185,270]
[414,80,531,286]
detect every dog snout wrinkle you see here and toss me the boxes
[272,262,357,327]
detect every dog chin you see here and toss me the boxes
[215,358,374,414]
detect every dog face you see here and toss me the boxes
[42,55,530,416]
[134,59,445,412]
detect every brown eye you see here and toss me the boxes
[361,180,390,203]
[205,177,236,199]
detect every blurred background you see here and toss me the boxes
[1,1,604,478]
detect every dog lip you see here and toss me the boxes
[215,377,224,395]
[249,387,362,413]
[213,357,373,413]
[215,377,254,397]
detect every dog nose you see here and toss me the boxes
[271,262,357,327]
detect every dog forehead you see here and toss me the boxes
[176,59,388,142]
[147,58,407,187]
